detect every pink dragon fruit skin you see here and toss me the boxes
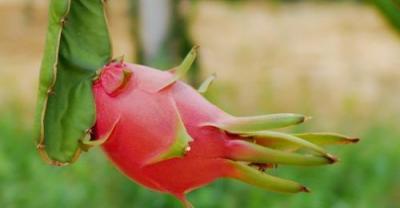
[93,62,233,192]
[91,56,357,207]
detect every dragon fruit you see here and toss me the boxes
[34,2,357,207]
[84,48,358,207]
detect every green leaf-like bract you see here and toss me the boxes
[34,0,112,164]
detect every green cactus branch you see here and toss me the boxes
[35,0,112,165]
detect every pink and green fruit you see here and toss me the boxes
[89,49,358,207]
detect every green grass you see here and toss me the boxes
[0,106,399,208]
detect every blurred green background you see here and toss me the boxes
[1,0,400,207]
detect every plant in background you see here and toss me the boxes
[35,0,358,207]
[374,0,400,33]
